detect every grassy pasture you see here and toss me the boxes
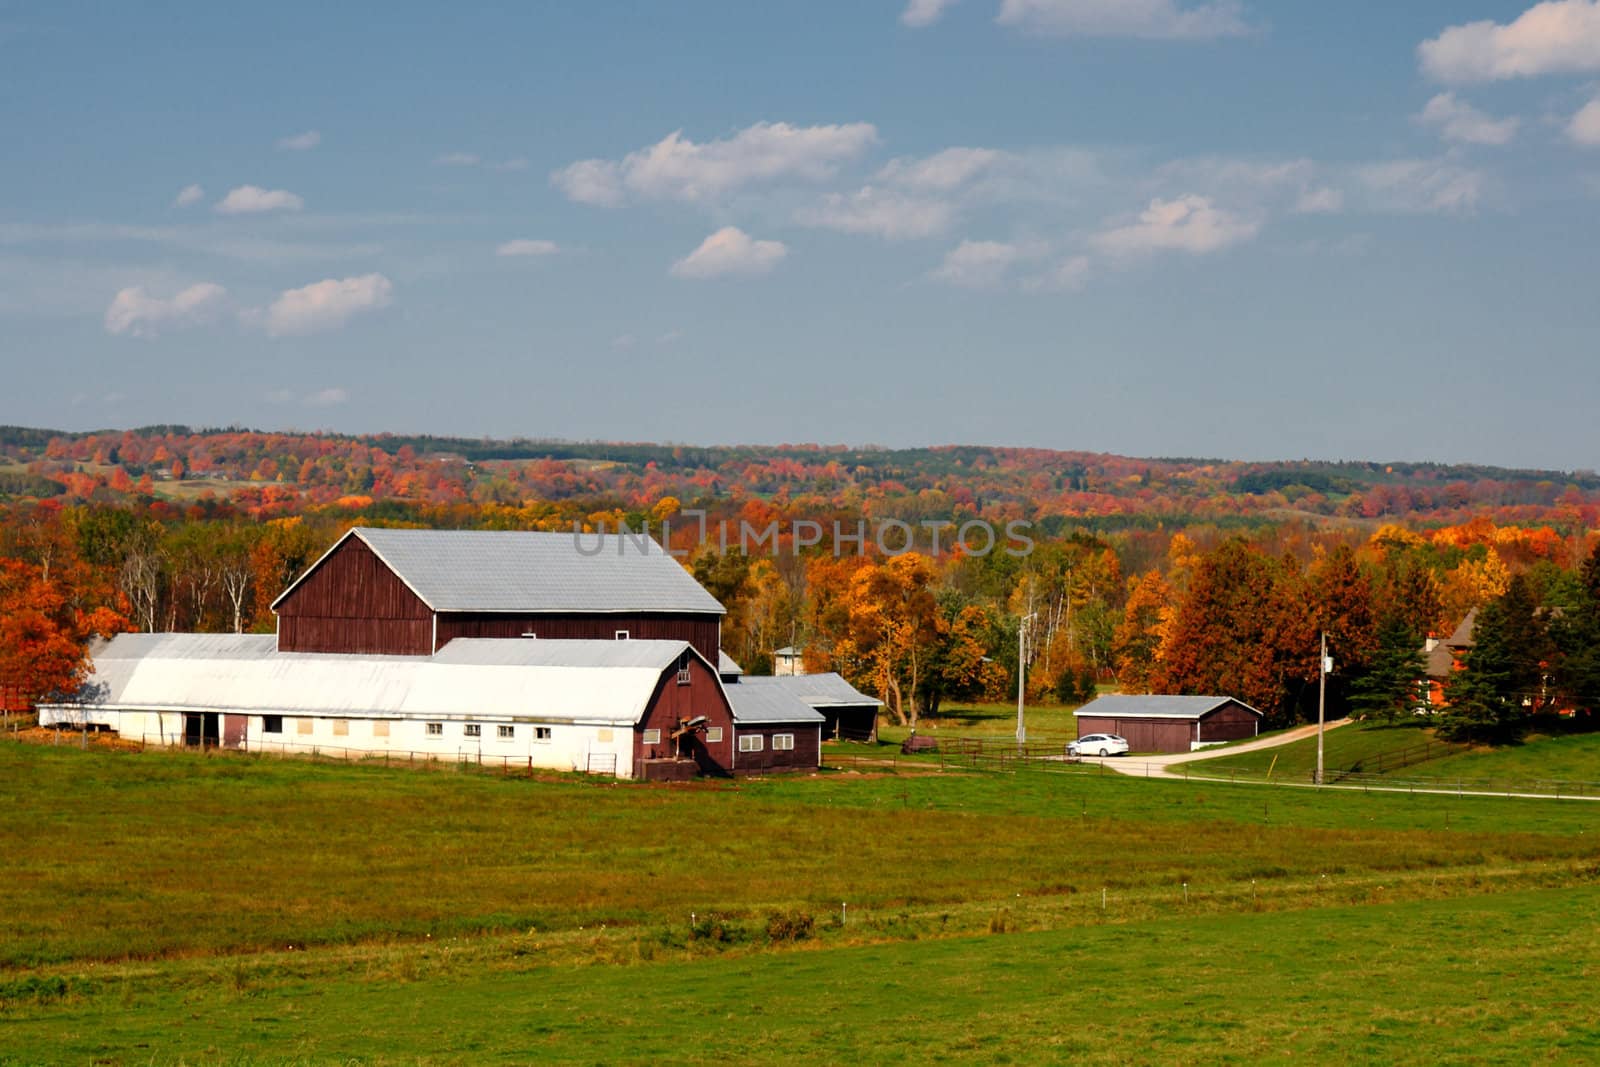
[1198,719,1446,780]
[6,887,1600,1064]
[4,740,1600,1062]
[1418,729,1600,786]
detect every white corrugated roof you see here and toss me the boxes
[271,527,725,615]
[718,651,743,676]
[62,633,691,725]
[726,684,825,724]
[1075,695,1262,721]
[742,673,879,708]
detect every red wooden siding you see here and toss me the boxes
[1196,702,1261,743]
[276,538,433,655]
[732,724,821,775]
[1076,716,1192,754]
[633,655,735,777]
[438,613,721,662]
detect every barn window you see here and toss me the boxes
[739,734,764,753]
[464,723,482,738]
[297,718,313,735]
[596,728,613,742]
[373,721,390,738]
[772,733,795,751]
[534,727,552,742]
[332,720,349,737]
[642,728,661,745]
[497,725,515,740]
[706,726,723,743]
[677,652,691,685]
[615,630,629,640]
[263,715,283,734]
[426,722,443,736]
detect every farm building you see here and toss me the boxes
[40,633,738,779]
[739,673,880,741]
[1074,695,1263,753]
[272,527,725,661]
[39,527,829,778]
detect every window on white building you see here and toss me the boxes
[426,722,443,736]
[497,725,515,739]
[263,715,283,734]
[464,723,481,738]
[535,727,552,742]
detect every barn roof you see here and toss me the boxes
[271,527,725,616]
[725,684,825,725]
[718,651,744,677]
[57,633,700,725]
[741,673,879,708]
[1075,694,1262,721]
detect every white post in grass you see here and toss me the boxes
[1016,612,1036,751]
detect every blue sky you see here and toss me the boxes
[3,1,1599,469]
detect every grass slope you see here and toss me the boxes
[1198,720,1451,781]
[7,887,1600,1064]
[1416,731,1600,787]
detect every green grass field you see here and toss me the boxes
[4,740,1600,1063]
[1198,719,1449,780]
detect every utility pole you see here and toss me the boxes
[1016,612,1037,751]
[1316,631,1328,786]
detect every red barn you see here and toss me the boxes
[1075,695,1263,753]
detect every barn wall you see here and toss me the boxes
[1076,715,1194,754]
[1197,702,1261,743]
[733,724,822,775]
[439,612,721,663]
[633,655,735,776]
[276,537,434,655]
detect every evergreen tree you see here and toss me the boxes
[1552,544,1600,718]
[1347,614,1427,725]
[1438,576,1546,743]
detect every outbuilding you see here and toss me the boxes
[1074,694,1263,753]
[723,683,824,775]
[739,673,880,741]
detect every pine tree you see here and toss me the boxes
[1438,576,1545,743]
[1347,614,1427,725]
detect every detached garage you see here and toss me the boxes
[1075,695,1263,753]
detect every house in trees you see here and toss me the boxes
[1075,694,1262,753]
[40,527,823,778]
[1421,608,1476,708]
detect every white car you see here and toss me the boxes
[1069,733,1130,757]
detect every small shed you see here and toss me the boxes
[740,673,880,742]
[723,683,824,775]
[1075,695,1263,753]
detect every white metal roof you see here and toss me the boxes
[740,673,879,708]
[717,651,743,676]
[271,527,726,615]
[60,633,695,725]
[725,684,825,725]
[1075,695,1262,721]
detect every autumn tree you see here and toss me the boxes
[1113,569,1174,693]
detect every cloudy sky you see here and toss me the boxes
[3,1,1599,469]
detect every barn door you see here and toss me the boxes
[223,714,248,750]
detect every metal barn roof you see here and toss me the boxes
[271,527,726,616]
[725,684,825,725]
[741,673,879,708]
[718,651,744,677]
[61,633,694,725]
[1075,695,1262,721]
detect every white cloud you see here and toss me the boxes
[276,130,321,151]
[215,185,304,215]
[1416,93,1520,144]
[1092,195,1259,256]
[104,282,228,337]
[1294,186,1344,213]
[552,120,878,205]
[930,240,1024,288]
[262,273,393,336]
[902,0,961,27]
[797,186,954,239]
[1419,0,1600,83]
[1026,255,1092,292]
[1570,96,1600,143]
[876,147,1004,190]
[435,152,481,166]
[173,184,204,208]
[1354,159,1485,214]
[303,387,348,407]
[669,227,787,279]
[996,0,1251,39]
[496,238,560,257]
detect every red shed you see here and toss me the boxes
[1075,695,1263,753]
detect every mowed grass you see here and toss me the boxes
[1417,729,1600,787]
[7,887,1600,1064]
[1199,719,1448,780]
[902,699,1081,742]
[4,741,1600,975]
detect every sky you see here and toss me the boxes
[2,1,1599,470]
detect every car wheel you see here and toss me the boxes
[1098,747,1109,757]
